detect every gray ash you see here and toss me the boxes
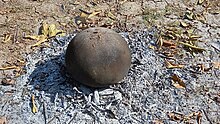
[0,28,219,124]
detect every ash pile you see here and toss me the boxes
[0,29,219,124]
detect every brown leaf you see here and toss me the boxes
[171,74,186,89]
[165,60,184,69]
[162,40,176,48]
[0,117,7,124]
[152,120,164,124]
[213,62,220,69]
[194,14,206,23]
[197,111,202,124]
[184,111,202,124]
[167,112,183,121]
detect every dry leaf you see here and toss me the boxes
[0,117,7,124]
[31,95,38,113]
[179,41,205,51]
[0,65,19,70]
[186,29,194,34]
[80,12,89,18]
[48,24,57,37]
[167,112,183,121]
[1,78,16,85]
[171,74,186,89]
[197,0,204,4]
[148,45,156,50]
[189,35,202,39]
[209,10,220,15]
[24,35,45,41]
[157,37,163,49]
[162,40,176,48]
[3,34,11,43]
[152,120,164,124]
[165,60,184,69]
[213,62,220,69]
[195,14,206,23]
[185,11,194,20]
[107,11,116,20]
[48,24,64,37]
[42,22,49,36]
[180,21,189,27]
[184,111,202,124]
[88,11,100,19]
[197,111,202,124]
[30,35,47,48]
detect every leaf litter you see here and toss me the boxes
[24,22,65,48]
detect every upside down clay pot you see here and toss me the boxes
[65,27,131,87]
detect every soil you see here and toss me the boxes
[0,0,219,124]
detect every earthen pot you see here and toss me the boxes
[65,27,131,87]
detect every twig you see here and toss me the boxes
[67,112,77,124]
[13,26,18,43]
[202,109,213,124]
[47,104,72,124]
[42,101,47,124]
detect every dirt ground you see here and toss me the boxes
[0,0,219,75]
[0,0,220,124]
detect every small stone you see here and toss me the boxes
[65,27,131,87]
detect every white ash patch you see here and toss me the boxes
[0,29,219,124]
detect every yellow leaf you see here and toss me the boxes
[165,60,184,69]
[24,35,44,41]
[31,95,38,113]
[148,45,155,50]
[180,21,189,27]
[3,34,11,43]
[190,35,201,39]
[157,37,163,49]
[171,74,186,89]
[179,41,205,51]
[48,24,57,37]
[88,11,100,19]
[0,65,19,70]
[195,14,206,23]
[48,24,64,37]
[185,11,194,20]
[186,29,194,34]
[31,37,48,47]
[80,11,89,18]
[42,22,49,36]
[197,0,204,4]
[107,11,116,20]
